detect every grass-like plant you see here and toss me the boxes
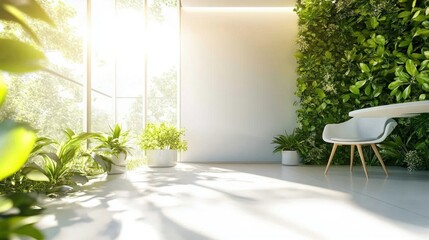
[23,129,98,189]
[272,130,302,153]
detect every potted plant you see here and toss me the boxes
[139,123,187,167]
[272,130,302,166]
[93,124,131,174]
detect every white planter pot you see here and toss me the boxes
[108,152,127,175]
[146,150,177,167]
[282,150,300,166]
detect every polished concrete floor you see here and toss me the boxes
[38,164,429,240]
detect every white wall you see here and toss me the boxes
[180,8,298,162]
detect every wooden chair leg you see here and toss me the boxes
[371,144,388,176]
[356,144,368,179]
[350,145,355,173]
[325,144,338,175]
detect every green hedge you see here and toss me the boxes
[295,0,429,167]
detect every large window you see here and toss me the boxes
[0,0,179,149]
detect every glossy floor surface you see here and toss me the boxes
[38,164,429,239]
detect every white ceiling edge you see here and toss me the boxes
[180,0,295,7]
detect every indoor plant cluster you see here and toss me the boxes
[293,0,429,168]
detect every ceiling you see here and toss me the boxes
[180,0,295,7]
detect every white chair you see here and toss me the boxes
[322,117,397,178]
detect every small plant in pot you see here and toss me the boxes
[139,123,187,167]
[93,124,131,174]
[272,130,302,166]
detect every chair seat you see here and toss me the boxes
[330,137,378,142]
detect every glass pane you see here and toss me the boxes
[116,0,145,98]
[147,0,179,124]
[0,0,84,140]
[91,0,115,97]
[91,91,114,132]
[2,73,83,141]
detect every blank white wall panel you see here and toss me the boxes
[181,8,298,162]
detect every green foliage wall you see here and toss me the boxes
[295,0,429,166]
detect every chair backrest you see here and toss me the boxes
[323,117,396,142]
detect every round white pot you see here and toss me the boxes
[108,152,127,175]
[282,150,300,166]
[146,149,177,167]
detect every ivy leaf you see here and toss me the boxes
[315,88,326,99]
[419,94,427,100]
[420,60,429,71]
[370,17,379,29]
[373,86,382,97]
[402,85,411,99]
[0,39,46,73]
[424,51,429,59]
[355,80,367,88]
[412,0,417,9]
[416,73,429,84]
[423,21,429,29]
[423,83,429,91]
[398,40,410,47]
[388,80,405,90]
[413,10,421,19]
[375,35,386,45]
[398,11,411,18]
[426,7,429,16]
[359,63,370,73]
[376,46,384,57]
[405,59,417,77]
[349,85,360,95]
[341,94,350,103]
[364,84,371,96]
[414,28,429,37]
[407,43,413,55]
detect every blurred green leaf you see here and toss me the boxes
[0,79,6,107]
[370,17,379,29]
[25,170,49,182]
[359,63,370,73]
[375,35,386,45]
[0,121,36,180]
[350,85,360,94]
[405,59,417,77]
[0,39,46,73]
[398,11,411,18]
[416,73,429,84]
[0,0,53,25]
[403,85,411,99]
[315,88,326,99]
[414,28,429,37]
[355,80,367,88]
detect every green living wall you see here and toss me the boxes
[295,0,429,169]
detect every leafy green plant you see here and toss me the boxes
[272,130,302,153]
[92,124,131,171]
[23,129,97,190]
[140,123,187,151]
[94,124,131,156]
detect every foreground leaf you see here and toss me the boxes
[0,39,46,73]
[0,121,36,180]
